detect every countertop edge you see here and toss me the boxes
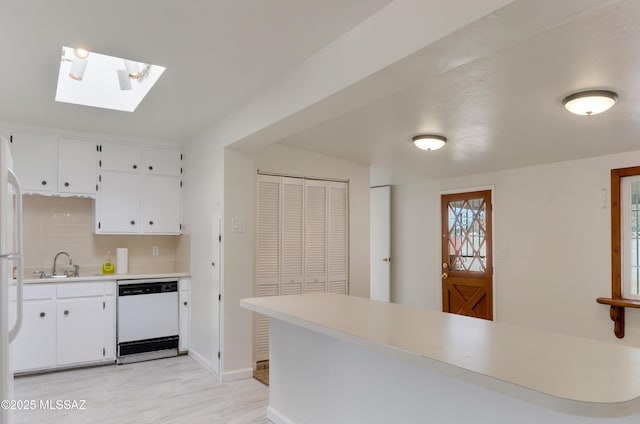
[240,295,640,416]
[23,273,190,284]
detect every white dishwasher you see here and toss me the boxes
[117,278,179,364]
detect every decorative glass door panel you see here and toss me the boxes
[441,190,493,320]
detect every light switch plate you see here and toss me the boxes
[231,218,246,233]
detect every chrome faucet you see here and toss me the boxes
[53,251,79,277]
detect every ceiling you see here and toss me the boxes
[0,0,392,142]
[276,0,640,185]
[4,0,639,187]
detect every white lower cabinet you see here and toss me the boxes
[57,297,106,366]
[11,298,57,372]
[11,281,116,374]
[179,278,190,352]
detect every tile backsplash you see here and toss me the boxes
[23,195,185,277]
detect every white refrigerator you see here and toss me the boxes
[0,136,24,424]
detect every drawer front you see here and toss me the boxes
[10,284,56,301]
[57,282,105,298]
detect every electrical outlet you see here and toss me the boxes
[152,246,159,256]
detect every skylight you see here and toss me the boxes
[55,46,166,112]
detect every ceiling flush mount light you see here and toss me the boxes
[412,134,447,151]
[562,90,618,116]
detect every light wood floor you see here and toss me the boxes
[13,356,271,424]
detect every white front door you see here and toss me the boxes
[370,186,391,302]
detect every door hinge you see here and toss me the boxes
[9,135,12,143]
[99,159,102,168]
[179,223,182,231]
[98,222,101,229]
[103,301,105,309]
[218,234,222,243]
[218,293,221,302]
[180,154,183,161]
[180,167,183,174]
[217,351,221,359]
[103,348,105,357]
[180,181,183,187]
[99,175,102,182]
[99,145,102,152]
[96,184,98,192]
[96,145,99,152]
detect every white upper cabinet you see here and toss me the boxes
[143,147,181,176]
[10,133,97,197]
[143,175,182,233]
[96,142,182,235]
[100,143,141,173]
[10,133,57,194]
[96,170,142,233]
[58,138,98,196]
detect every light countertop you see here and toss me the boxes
[23,272,189,284]
[241,292,640,406]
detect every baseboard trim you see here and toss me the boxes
[267,406,296,424]
[188,349,212,372]
[221,367,253,382]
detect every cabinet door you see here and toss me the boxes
[10,300,57,372]
[97,170,142,233]
[143,147,181,176]
[179,289,190,351]
[58,138,98,196]
[10,133,57,194]
[57,297,105,366]
[143,175,182,234]
[100,142,141,173]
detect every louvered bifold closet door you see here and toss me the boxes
[328,182,349,294]
[255,175,281,361]
[304,180,328,292]
[282,177,304,295]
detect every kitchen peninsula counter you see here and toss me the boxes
[241,293,640,424]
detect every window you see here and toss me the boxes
[596,166,640,338]
[622,175,640,299]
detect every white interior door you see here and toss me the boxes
[370,186,391,302]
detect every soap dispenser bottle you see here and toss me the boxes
[102,251,114,275]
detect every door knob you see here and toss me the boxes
[441,273,448,280]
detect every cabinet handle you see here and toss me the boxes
[133,164,137,170]
[41,180,47,186]
[149,220,154,225]
[64,182,69,187]
[149,166,153,171]
[64,310,69,316]
[39,312,45,318]
[130,220,135,225]
[183,301,188,306]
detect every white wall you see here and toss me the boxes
[389,150,640,347]
[222,148,255,377]
[223,143,370,372]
